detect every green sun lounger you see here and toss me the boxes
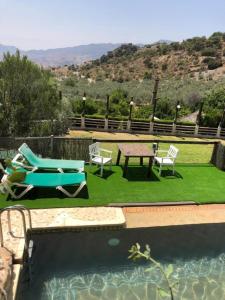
[1,171,86,199]
[12,143,85,173]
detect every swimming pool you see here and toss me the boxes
[16,223,225,300]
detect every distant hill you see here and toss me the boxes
[79,33,225,81]
[0,44,17,56]
[0,43,121,66]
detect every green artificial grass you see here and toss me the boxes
[0,163,225,209]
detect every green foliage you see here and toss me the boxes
[71,98,100,115]
[202,109,221,127]
[143,72,152,80]
[201,47,217,57]
[113,43,139,57]
[156,98,174,119]
[7,171,26,183]
[64,77,76,87]
[205,86,225,109]
[162,63,168,71]
[201,86,225,126]
[0,51,60,136]
[203,57,222,70]
[96,43,139,65]
[143,58,154,69]
[182,36,207,52]
[110,88,128,104]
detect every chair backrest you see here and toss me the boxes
[89,142,100,156]
[19,143,39,165]
[167,145,179,160]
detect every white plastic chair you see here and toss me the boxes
[89,142,112,177]
[153,145,179,176]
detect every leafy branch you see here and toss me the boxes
[128,243,178,300]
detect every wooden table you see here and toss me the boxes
[116,143,154,178]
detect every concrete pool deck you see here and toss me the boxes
[124,204,225,228]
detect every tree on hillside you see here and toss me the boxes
[0,51,60,136]
[201,86,225,127]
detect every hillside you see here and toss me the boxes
[79,32,225,81]
[0,43,121,66]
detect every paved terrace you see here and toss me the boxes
[124,204,225,228]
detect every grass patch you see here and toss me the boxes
[0,164,224,209]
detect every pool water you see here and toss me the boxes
[16,224,225,300]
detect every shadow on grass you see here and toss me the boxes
[92,168,115,179]
[152,165,183,179]
[123,166,160,182]
[6,185,89,201]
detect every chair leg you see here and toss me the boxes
[109,161,112,171]
[153,158,155,166]
[100,164,103,177]
[159,165,162,176]
[172,164,175,175]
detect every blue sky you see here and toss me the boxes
[1,0,225,50]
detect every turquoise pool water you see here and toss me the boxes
[16,224,225,300]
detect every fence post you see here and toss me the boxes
[105,94,109,130]
[127,120,131,131]
[104,118,108,130]
[50,135,54,157]
[172,123,176,134]
[195,102,203,136]
[81,116,85,129]
[194,124,199,136]
[149,121,154,133]
[217,125,221,138]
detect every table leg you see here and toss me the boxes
[116,149,121,165]
[123,157,129,177]
[147,157,153,177]
[140,157,143,166]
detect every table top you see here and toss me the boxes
[118,143,154,157]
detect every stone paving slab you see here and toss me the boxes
[123,204,225,228]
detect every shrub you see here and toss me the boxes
[143,72,152,80]
[143,58,153,69]
[202,109,221,127]
[201,47,217,57]
[203,57,222,70]
[64,78,76,87]
[162,63,168,71]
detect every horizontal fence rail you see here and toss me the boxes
[68,117,224,139]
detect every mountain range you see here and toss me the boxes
[0,43,121,66]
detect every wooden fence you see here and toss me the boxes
[0,137,93,162]
[69,117,225,139]
[0,136,220,168]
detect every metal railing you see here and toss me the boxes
[0,205,32,251]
